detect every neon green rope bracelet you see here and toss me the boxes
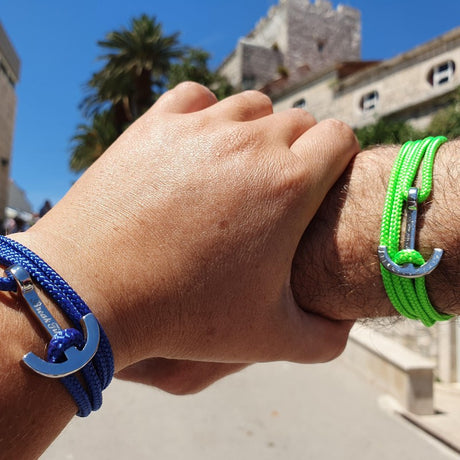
[378,136,453,327]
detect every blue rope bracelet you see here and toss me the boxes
[0,235,114,417]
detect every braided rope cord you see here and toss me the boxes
[0,235,114,416]
[379,136,453,327]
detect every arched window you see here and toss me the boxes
[360,90,379,113]
[292,98,306,109]
[317,40,326,53]
[242,75,256,90]
[427,60,456,87]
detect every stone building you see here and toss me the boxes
[271,26,460,130]
[219,0,459,133]
[219,0,361,91]
[0,22,20,234]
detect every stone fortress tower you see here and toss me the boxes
[0,22,20,233]
[219,0,361,91]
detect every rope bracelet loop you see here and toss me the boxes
[0,235,114,417]
[378,136,453,327]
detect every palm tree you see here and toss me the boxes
[80,69,136,135]
[86,14,184,121]
[71,15,233,172]
[71,15,184,172]
[70,111,118,172]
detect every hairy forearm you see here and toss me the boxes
[292,140,460,320]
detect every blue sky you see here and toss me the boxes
[1,0,459,211]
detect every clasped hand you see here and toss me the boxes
[20,82,360,393]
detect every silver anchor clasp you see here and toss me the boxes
[378,187,443,278]
[6,264,100,378]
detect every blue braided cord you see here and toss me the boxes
[81,363,103,411]
[0,271,15,291]
[0,235,114,416]
[47,329,85,363]
[61,377,92,417]
[46,330,103,417]
[0,236,114,388]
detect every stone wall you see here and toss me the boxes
[246,1,288,51]
[272,28,460,130]
[240,41,285,89]
[219,0,361,91]
[219,48,241,89]
[335,37,460,128]
[0,23,20,233]
[0,71,18,232]
[366,318,460,384]
[286,0,360,72]
[273,69,336,117]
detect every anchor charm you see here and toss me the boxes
[378,187,443,279]
[7,264,100,378]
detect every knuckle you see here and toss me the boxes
[173,80,206,93]
[170,81,216,103]
[320,117,347,131]
[154,81,210,109]
[321,118,360,150]
[289,107,317,125]
[237,90,273,111]
[242,89,272,104]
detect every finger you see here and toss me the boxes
[208,90,273,121]
[292,313,355,364]
[289,118,360,218]
[115,359,248,395]
[152,81,218,114]
[273,305,355,364]
[253,108,317,146]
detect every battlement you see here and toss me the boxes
[248,0,359,42]
[219,0,361,90]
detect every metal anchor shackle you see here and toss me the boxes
[378,187,443,279]
[7,264,100,378]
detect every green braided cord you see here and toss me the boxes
[379,136,452,327]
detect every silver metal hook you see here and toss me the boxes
[378,187,443,278]
[6,264,100,378]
